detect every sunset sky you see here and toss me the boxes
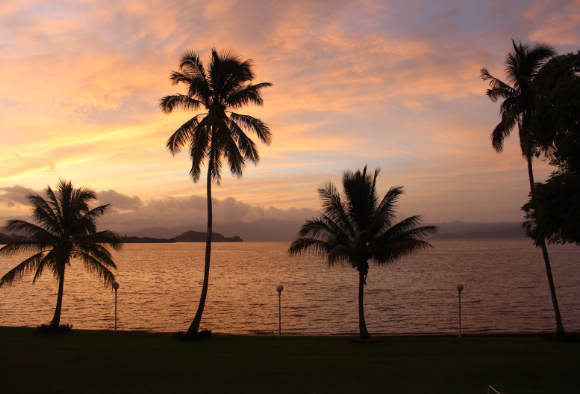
[1,0,579,232]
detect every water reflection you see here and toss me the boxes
[0,239,578,335]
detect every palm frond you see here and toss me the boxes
[369,186,404,235]
[4,220,55,241]
[229,113,272,145]
[226,82,273,108]
[179,51,206,77]
[166,114,204,155]
[208,144,223,184]
[343,166,378,230]
[78,252,116,287]
[26,193,60,233]
[372,239,434,265]
[328,244,354,267]
[45,185,64,225]
[80,204,109,223]
[288,238,333,259]
[376,216,438,242]
[297,218,338,240]
[218,120,246,178]
[0,252,44,287]
[317,182,355,238]
[188,120,211,182]
[227,119,259,165]
[159,94,202,114]
[0,240,46,256]
[34,248,58,283]
[481,69,516,102]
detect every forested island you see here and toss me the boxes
[174,231,242,243]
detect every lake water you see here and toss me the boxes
[0,239,579,335]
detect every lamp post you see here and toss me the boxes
[276,284,284,337]
[457,283,464,338]
[113,281,120,331]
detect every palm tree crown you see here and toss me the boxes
[0,180,121,328]
[289,167,438,340]
[480,40,555,155]
[160,48,272,182]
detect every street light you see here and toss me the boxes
[113,281,120,331]
[276,284,284,337]
[457,283,464,338]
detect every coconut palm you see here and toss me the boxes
[480,40,565,335]
[288,167,438,340]
[0,180,121,330]
[160,48,272,337]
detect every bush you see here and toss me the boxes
[37,324,73,334]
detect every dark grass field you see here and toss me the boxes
[1,327,578,393]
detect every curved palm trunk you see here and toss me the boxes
[187,169,213,336]
[526,157,565,336]
[358,268,370,340]
[50,267,65,328]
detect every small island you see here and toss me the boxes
[174,230,243,243]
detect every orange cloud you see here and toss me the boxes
[0,0,578,224]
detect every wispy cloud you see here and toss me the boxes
[0,0,578,224]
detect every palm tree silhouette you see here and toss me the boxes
[0,180,121,330]
[481,40,565,335]
[160,48,272,337]
[289,167,438,340]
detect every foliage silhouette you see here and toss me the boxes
[523,51,580,246]
[0,180,121,330]
[288,166,438,340]
[481,40,565,335]
[160,48,272,338]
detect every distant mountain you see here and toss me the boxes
[120,236,176,244]
[124,220,527,242]
[127,219,302,242]
[431,222,525,239]
[213,219,301,241]
[127,226,194,239]
[0,232,29,244]
[174,230,242,242]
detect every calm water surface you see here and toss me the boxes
[0,239,579,335]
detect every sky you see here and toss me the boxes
[0,0,579,233]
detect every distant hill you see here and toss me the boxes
[120,236,176,244]
[430,221,525,239]
[174,231,242,242]
[124,220,527,242]
[0,232,30,244]
[127,219,302,241]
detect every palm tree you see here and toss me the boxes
[480,40,565,335]
[0,180,121,330]
[160,48,272,338]
[288,167,438,340]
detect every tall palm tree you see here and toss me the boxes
[288,167,438,340]
[480,40,565,335]
[160,48,272,337]
[0,180,121,330]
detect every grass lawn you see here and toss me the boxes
[0,327,578,393]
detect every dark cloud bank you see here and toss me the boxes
[0,185,317,240]
[1,186,524,241]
